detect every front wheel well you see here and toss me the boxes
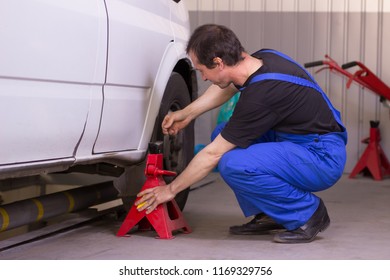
[173,58,198,102]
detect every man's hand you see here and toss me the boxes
[135,185,175,214]
[135,134,236,214]
[162,110,192,135]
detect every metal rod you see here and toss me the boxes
[0,181,119,232]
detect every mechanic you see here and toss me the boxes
[136,24,348,243]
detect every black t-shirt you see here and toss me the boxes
[221,49,341,148]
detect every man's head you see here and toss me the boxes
[186,24,245,88]
[186,24,245,69]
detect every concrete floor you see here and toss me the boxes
[1,172,390,260]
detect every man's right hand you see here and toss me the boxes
[162,110,192,135]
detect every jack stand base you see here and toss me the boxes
[116,151,192,239]
[116,197,192,239]
[349,121,390,180]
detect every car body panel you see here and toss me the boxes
[0,0,193,180]
[0,0,107,165]
[93,0,184,153]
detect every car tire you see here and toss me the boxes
[116,72,195,212]
[151,72,195,210]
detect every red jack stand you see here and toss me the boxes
[349,121,390,180]
[116,142,192,239]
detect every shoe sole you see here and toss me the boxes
[273,215,330,244]
[230,228,286,235]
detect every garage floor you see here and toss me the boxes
[1,172,390,260]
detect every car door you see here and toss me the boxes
[0,0,107,165]
[93,0,174,153]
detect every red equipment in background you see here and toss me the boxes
[304,55,390,101]
[305,56,390,180]
[116,142,192,239]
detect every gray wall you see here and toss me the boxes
[187,0,390,173]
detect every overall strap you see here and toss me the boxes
[259,49,318,82]
[241,49,346,134]
[247,73,323,93]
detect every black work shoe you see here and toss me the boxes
[273,199,330,244]
[230,213,285,235]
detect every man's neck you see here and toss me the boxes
[229,52,263,86]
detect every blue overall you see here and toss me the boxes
[212,50,348,230]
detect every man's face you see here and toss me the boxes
[189,51,231,89]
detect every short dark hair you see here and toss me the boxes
[186,24,245,69]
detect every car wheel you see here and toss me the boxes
[115,72,194,212]
[152,72,195,210]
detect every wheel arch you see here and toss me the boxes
[116,43,197,210]
[173,58,198,103]
[137,42,197,153]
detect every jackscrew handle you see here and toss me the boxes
[155,169,177,177]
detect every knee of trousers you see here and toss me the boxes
[218,151,249,188]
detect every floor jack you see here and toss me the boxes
[305,56,390,180]
[116,142,192,239]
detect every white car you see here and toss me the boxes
[0,0,197,210]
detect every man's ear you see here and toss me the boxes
[213,57,224,69]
